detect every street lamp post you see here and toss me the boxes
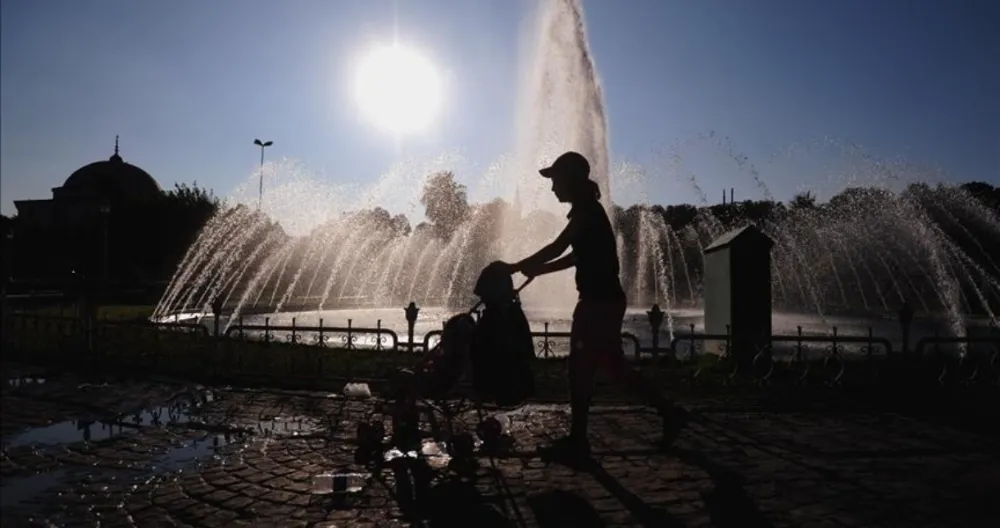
[253,139,273,211]
[2,232,12,300]
[99,202,110,305]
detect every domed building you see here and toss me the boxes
[14,136,161,228]
[11,136,164,283]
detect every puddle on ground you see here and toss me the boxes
[2,394,210,449]
[4,405,193,448]
[2,385,318,450]
[150,432,248,474]
[0,469,71,513]
[1,432,250,521]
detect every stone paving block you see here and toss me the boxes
[2,372,998,527]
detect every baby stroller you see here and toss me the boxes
[354,263,536,477]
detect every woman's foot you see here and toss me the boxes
[658,405,690,450]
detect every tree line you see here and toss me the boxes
[5,172,999,315]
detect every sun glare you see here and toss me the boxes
[353,44,443,136]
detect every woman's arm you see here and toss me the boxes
[513,216,581,272]
[523,252,575,277]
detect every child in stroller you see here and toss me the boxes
[358,262,535,465]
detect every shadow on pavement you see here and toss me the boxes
[667,446,774,528]
[527,490,605,527]
[422,478,512,528]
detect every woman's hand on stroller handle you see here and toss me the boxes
[495,261,519,275]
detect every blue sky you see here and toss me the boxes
[2,0,998,219]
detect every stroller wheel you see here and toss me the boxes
[357,420,385,450]
[448,432,476,460]
[476,417,504,443]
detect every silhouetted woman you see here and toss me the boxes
[501,151,685,459]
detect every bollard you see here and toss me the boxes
[211,296,224,338]
[899,302,914,355]
[647,304,664,357]
[725,324,731,356]
[404,302,419,354]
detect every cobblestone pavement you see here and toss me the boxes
[2,366,998,528]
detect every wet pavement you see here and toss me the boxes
[1,365,997,527]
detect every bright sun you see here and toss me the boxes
[353,44,443,135]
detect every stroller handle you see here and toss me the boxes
[469,276,535,314]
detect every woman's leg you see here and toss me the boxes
[539,301,598,457]
[567,301,599,447]
[597,301,688,448]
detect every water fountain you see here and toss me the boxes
[153,0,1000,345]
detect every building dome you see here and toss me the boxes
[60,136,161,203]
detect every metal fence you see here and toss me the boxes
[3,306,998,388]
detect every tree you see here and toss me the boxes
[420,171,469,239]
[135,181,222,280]
[390,214,412,237]
[789,191,817,210]
[960,181,1000,212]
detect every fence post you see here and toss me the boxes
[376,319,383,351]
[264,317,271,345]
[866,327,874,359]
[347,319,354,350]
[796,326,804,362]
[318,318,325,347]
[211,297,223,338]
[543,322,551,358]
[291,317,297,344]
[689,323,696,362]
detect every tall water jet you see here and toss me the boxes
[505,0,614,308]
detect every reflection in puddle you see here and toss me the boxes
[1,432,249,520]
[2,389,217,449]
[4,405,194,448]
[232,416,320,437]
[6,376,47,388]
[151,433,247,474]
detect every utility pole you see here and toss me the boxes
[254,139,273,211]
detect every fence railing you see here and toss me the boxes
[668,325,896,386]
[222,317,399,351]
[3,306,998,388]
[420,323,643,359]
